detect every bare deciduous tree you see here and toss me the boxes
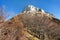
[0,6,11,22]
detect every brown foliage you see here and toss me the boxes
[0,16,28,40]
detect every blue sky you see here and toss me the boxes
[0,0,60,19]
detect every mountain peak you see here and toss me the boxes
[22,5,55,18]
[23,5,45,13]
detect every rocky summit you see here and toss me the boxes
[23,5,45,12]
[0,5,60,40]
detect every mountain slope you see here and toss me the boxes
[15,5,60,40]
[16,11,60,40]
[0,5,60,40]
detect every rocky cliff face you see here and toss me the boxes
[0,5,60,40]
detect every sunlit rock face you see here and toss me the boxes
[23,5,45,13]
[23,5,55,18]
